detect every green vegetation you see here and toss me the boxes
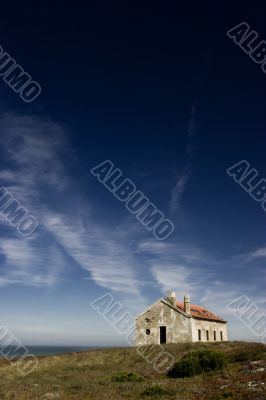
[111,372,143,382]
[0,342,265,399]
[142,383,172,396]
[167,350,227,378]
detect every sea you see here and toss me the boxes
[0,346,105,359]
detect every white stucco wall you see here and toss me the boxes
[191,318,228,342]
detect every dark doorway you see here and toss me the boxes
[160,326,166,344]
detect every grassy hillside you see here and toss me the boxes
[0,341,265,399]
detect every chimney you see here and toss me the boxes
[184,294,191,314]
[167,290,176,306]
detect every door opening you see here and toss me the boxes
[160,326,166,344]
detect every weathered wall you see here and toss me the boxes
[135,301,192,345]
[191,318,228,342]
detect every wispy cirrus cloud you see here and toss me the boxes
[43,212,141,295]
[170,69,208,214]
[139,240,213,300]
[0,112,144,299]
[170,97,199,213]
[247,246,266,260]
[0,237,64,286]
[138,240,204,264]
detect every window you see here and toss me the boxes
[198,329,201,341]
[220,331,223,341]
[206,330,209,341]
[146,329,150,335]
[214,331,216,341]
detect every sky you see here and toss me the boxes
[0,2,265,345]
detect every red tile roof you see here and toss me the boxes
[176,301,226,323]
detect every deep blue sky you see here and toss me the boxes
[0,2,265,345]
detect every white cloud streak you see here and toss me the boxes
[0,112,143,299]
[170,99,198,213]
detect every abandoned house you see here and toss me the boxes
[135,291,228,345]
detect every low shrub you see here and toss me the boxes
[142,384,172,396]
[111,372,143,382]
[167,350,227,378]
